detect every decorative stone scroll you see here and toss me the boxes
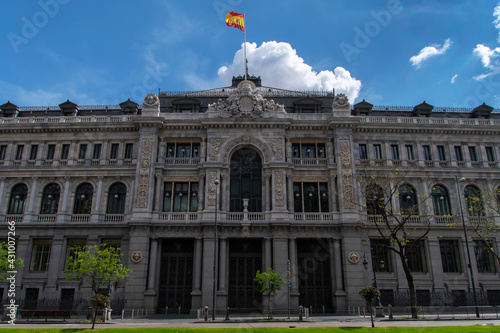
[222,136,270,163]
[210,138,226,161]
[207,80,285,118]
[267,138,283,161]
[274,171,284,206]
[340,140,355,209]
[207,171,218,206]
[136,139,153,208]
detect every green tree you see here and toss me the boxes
[254,268,286,319]
[66,244,132,329]
[0,241,23,280]
[359,167,431,319]
[359,286,380,328]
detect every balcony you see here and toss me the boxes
[37,214,57,223]
[164,158,201,165]
[291,158,327,165]
[294,213,333,221]
[159,212,199,221]
[70,214,90,223]
[104,214,124,223]
[4,214,23,223]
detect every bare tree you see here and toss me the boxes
[358,166,431,319]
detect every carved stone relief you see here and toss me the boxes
[340,140,355,209]
[221,136,269,163]
[267,138,283,161]
[207,171,217,206]
[274,171,284,207]
[210,138,226,161]
[136,139,153,208]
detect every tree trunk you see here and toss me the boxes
[268,293,273,319]
[400,255,418,318]
[91,307,97,329]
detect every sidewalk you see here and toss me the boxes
[1,314,499,329]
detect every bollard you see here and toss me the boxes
[363,307,365,317]
[131,309,134,320]
[299,306,303,321]
[225,307,230,321]
[358,306,360,316]
[178,306,181,315]
[309,305,312,315]
[388,304,393,320]
[121,309,124,321]
[204,306,209,322]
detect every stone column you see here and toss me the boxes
[427,237,444,289]
[25,177,38,223]
[288,238,299,308]
[264,174,271,212]
[57,177,71,223]
[197,174,205,212]
[333,239,346,311]
[145,238,159,293]
[191,237,203,311]
[220,172,228,212]
[154,174,163,213]
[201,237,216,307]
[91,176,103,223]
[217,238,228,309]
[264,237,272,270]
[45,236,64,298]
[158,139,166,164]
[272,238,289,310]
[0,178,6,221]
[329,175,337,212]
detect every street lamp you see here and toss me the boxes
[363,249,384,307]
[212,179,220,320]
[455,176,480,318]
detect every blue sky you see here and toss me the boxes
[1,1,500,109]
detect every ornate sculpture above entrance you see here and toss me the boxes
[208,80,285,118]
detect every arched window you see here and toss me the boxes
[73,183,93,214]
[230,148,262,212]
[432,185,451,216]
[496,186,500,210]
[106,182,127,214]
[464,185,484,216]
[8,183,28,214]
[40,183,61,214]
[399,184,418,216]
[365,183,385,215]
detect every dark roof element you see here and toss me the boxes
[59,99,79,116]
[472,102,494,118]
[0,101,20,117]
[232,75,261,87]
[119,99,139,114]
[413,101,433,117]
[352,99,374,115]
[293,97,323,105]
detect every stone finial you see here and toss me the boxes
[141,93,160,117]
[332,93,351,117]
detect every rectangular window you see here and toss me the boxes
[92,144,101,160]
[0,145,7,160]
[46,145,55,160]
[359,144,368,160]
[293,182,329,213]
[370,239,392,272]
[455,146,463,161]
[101,238,121,253]
[110,143,119,159]
[440,240,461,273]
[373,144,382,160]
[124,143,133,159]
[423,145,432,161]
[78,144,87,160]
[15,145,24,160]
[437,146,446,161]
[166,142,202,158]
[406,145,414,160]
[25,288,39,310]
[61,144,70,160]
[469,146,478,161]
[406,240,427,273]
[60,288,75,310]
[163,182,199,213]
[30,239,52,272]
[390,144,399,160]
[65,239,87,269]
[29,145,38,160]
[486,147,495,162]
[474,240,496,273]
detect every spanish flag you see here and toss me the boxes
[225,11,245,32]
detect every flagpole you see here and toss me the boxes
[244,12,248,80]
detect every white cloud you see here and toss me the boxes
[409,38,452,68]
[494,2,500,42]
[218,41,362,103]
[473,44,500,80]
[450,74,458,84]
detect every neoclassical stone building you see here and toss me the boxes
[0,76,499,314]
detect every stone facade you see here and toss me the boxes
[0,77,499,314]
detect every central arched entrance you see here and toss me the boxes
[230,148,262,212]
